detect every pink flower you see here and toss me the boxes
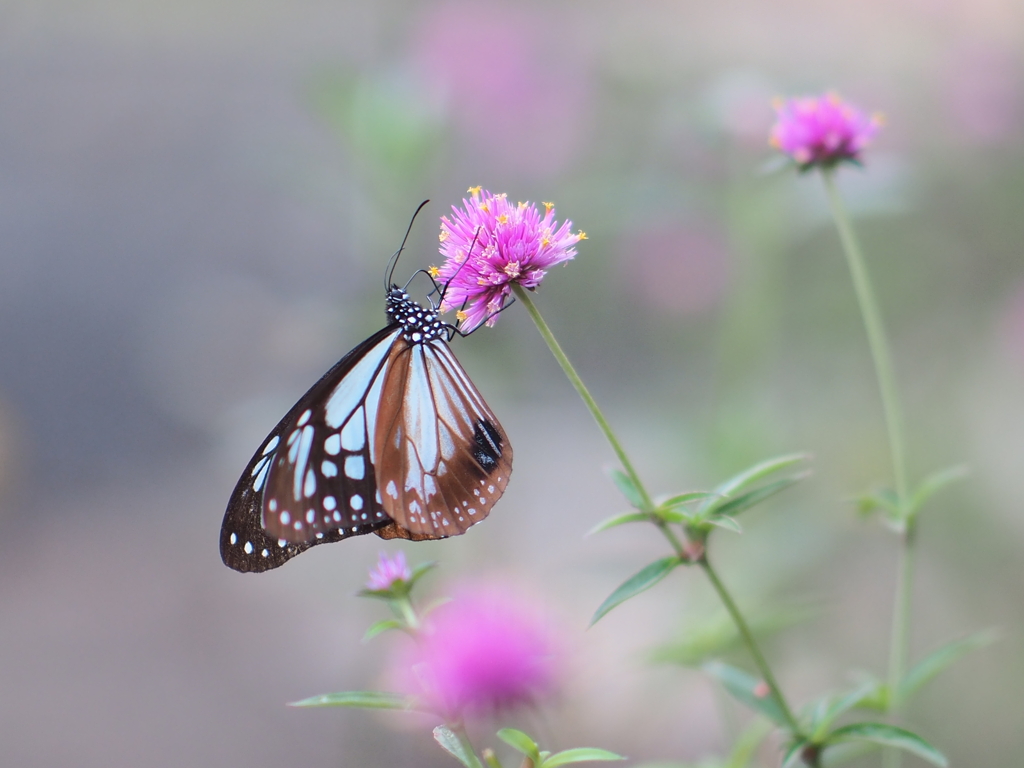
[436,188,585,332]
[399,587,563,717]
[770,92,883,171]
[366,551,412,591]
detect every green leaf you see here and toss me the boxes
[705,515,743,534]
[660,491,718,508]
[701,661,789,727]
[908,465,969,517]
[497,728,542,764]
[780,740,807,768]
[609,468,645,509]
[289,690,412,709]
[708,474,807,519]
[434,725,480,768]
[651,604,815,667]
[827,723,947,767]
[711,453,809,499]
[542,748,626,767]
[363,618,404,642]
[808,680,881,739]
[898,629,997,703]
[409,560,439,586]
[587,512,651,536]
[855,489,902,520]
[590,557,682,626]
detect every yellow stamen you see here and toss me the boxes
[456,310,468,323]
[428,265,440,278]
[438,229,449,243]
[467,186,482,196]
[542,201,555,212]
[577,230,588,240]
[480,203,490,213]
[497,213,508,224]
[541,237,550,247]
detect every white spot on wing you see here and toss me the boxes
[344,455,365,480]
[244,541,253,554]
[292,425,315,501]
[229,533,237,545]
[350,494,364,510]
[324,433,341,455]
[296,409,312,427]
[323,496,337,511]
[341,408,365,451]
[386,480,398,499]
[303,468,316,498]
[321,460,338,478]
[262,435,280,455]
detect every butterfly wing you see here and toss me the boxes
[373,339,512,538]
[220,326,400,572]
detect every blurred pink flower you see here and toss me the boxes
[436,188,584,331]
[620,225,730,317]
[366,551,412,591]
[411,1,591,178]
[770,92,883,171]
[399,586,563,717]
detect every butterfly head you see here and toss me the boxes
[386,286,452,344]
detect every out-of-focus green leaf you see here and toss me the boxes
[590,557,682,626]
[808,680,882,739]
[898,629,997,703]
[661,491,718,508]
[709,453,809,500]
[542,748,625,766]
[587,512,651,536]
[701,661,789,727]
[435,725,480,768]
[409,560,438,585]
[707,474,807,519]
[497,728,542,764]
[289,690,412,709]
[827,723,947,766]
[855,488,901,520]
[780,740,807,768]
[705,515,743,534]
[363,618,403,642]
[907,465,969,518]
[609,468,645,509]
[724,718,773,768]
[650,604,815,667]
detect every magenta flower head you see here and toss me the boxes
[365,551,412,592]
[399,586,563,717]
[435,187,585,332]
[770,92,883,171]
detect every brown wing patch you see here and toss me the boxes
[373,340,512,538]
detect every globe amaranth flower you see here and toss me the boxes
[398,586,563,717]
[770,92,883,171]
[434,187,585,332]
[365,551,412,592]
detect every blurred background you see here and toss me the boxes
[1,0,1022,765]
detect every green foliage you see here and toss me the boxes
[288,690,413,710]
[362,618,404,642]
[609,468,646,509]
[897,630,997,704]
[498,728,624,768]
[651,603,815,667]
[701,661,789,727]
[435,726,483,768]
[827,723,948,766]
[590,556,683,626]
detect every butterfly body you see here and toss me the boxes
[220,286,512,573]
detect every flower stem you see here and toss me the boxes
[512,285,654,513]
[820,172,909,503]
[700,558,802,736]
[515,283,805,743]
[822,172,913,767]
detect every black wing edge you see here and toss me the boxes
[219,326,400,573]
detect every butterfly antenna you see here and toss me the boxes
[385,199,431,291]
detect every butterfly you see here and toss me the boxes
[220,223,512,573]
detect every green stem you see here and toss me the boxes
[822,172,913,768]
[821,172,909,503]
[516,283,805,743]
[512,285,654,512]
[701,559,803,736]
